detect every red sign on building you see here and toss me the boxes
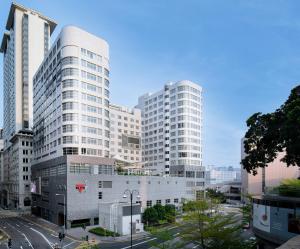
[75,183,86,193]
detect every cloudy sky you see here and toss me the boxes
[0,0,299,167]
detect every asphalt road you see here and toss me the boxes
[0,216,80,249]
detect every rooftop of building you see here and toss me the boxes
[6,2,57,34]
[110,103,141,115]
[0,32,10,53]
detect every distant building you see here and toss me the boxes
[109,104,141,166]
[206,165,241,185]
[137,80,203,176]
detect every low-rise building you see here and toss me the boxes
[31,155,205,228]
[99,202,143,235]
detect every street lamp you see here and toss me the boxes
[123,189,140,249]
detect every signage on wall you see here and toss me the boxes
[253,204,271,233]
[76,183,86,193]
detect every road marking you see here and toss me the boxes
[30,227,54,249]
[173,232,180,237]
[50,234,57,237]
[121,237,156,249]
[23,233,34,249]
[167,225,178,230]
[20,246,23,249]
[16,224,20,227]
[192,245,199,248]
[63,241,76,248]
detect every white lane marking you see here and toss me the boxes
[30,227,54,249]
[121,237,156,249]
[50,234,57,237]
[16,224,20,227]
[192,245,199,248]
[20,246,23,249]
[173,232,180,237]
[23,233,34,249]
[63,241,76,248]
[167,225,178,230]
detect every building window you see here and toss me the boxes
[174,198,179,203]
[98,181,102,188]
[156,200,161,205]
[165,199,170,204]
[146,200,152,207]
[98,192,103,199]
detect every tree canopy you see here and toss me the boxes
[242,85,300,175]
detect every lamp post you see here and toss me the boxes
[55,193,66,230]
[123,189,140,249]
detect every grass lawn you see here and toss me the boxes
[89,227,120,237]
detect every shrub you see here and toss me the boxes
[89,227,119,237]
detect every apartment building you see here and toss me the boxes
[109,104,141,165]
[0,3,56,209]
[137,80,203,176]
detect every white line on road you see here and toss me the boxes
[121,237,157,249]
[63,241,76,248]
[20,246,23,249]
[30,227,54,249]
[167,226,178,230]
[50,234,57,237]
[16,224,20,227]
[23,233,34,249]
[192,245,199,248]
[173,232,180,237]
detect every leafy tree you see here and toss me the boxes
[164,204,176,223]
[242,85,300,175]
[181,200,255,249]
[153,204,166,221]
[143,207,159,226]
[206,188,226,203]
[240,194,252,226]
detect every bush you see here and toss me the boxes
[89,227,119,237]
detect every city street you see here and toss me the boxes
[0,216,80,249]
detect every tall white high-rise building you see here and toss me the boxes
[0,3,56,209]
[33,26,110,163]
[0,3,56,146]
[109,104,141,164]
[137,80,203,175]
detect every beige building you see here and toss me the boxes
[109,104,141,165]
[0,3,56,210]
[241,138,300,200]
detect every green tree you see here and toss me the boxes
[164,204,176,223]
[181,200,254,249]
[143,207,159,225]
[153,204,166,221]
[242,85,300,175]
[206,189,226,203]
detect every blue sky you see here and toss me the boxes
[0,0,299,167]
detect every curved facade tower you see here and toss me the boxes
[137,80,203,176]
[33,26,110,163]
